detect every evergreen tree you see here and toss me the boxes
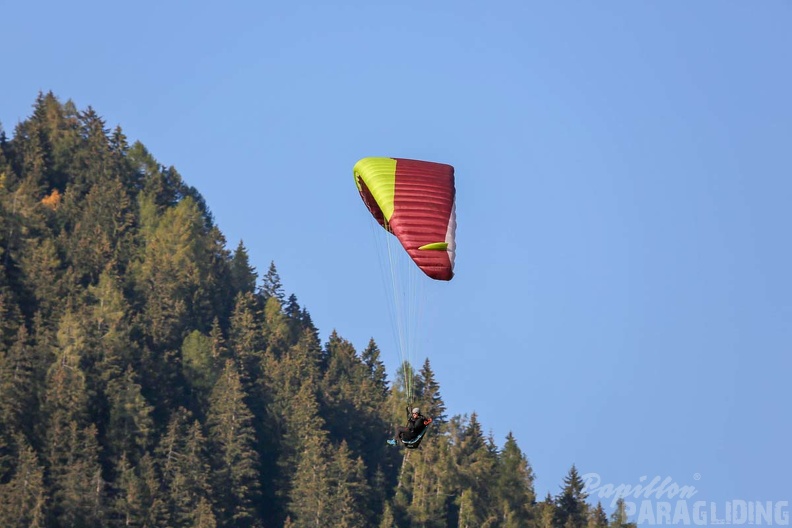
[157,408,214,528]
[228,291,265,385]
[105,365,154,463]
[260,260,285,302]
[19,237,63,320]
[48,422,106,528]
[282,381,333,527]
[329,441,371,527]
[457,413,497,514]
[609,498,636,528]
[589,501,609,528]
[192,497,218,528]
[0,435,47,528]
[113,452,168,528]
[62,177,135,285]
[230,240,257,294]
[207,360,261,527]
[181,330,219,410]
[263,295,291,357]
[495,432,536,525]
[537,493,556,528]
[457,488,481,528]
[0,325,37,438]
[378,501,397,528]
[135,195,214,347]
[417,358,447,424]
[555,465,589,528]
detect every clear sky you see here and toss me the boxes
[3,0,790,520]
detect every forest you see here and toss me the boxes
[0,92,636,527]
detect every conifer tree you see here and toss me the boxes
[87,266,132,368]
[495,432,536,524]
[329,440,371,527]
[555,464,589,528]
[321,331,370,445]
[361,338,388,397]
[418,358,447,424]
[263,295,291,357]
[537,493,556,528]
[282,381,334,526]
[609,498,636,528]
[207,360,261,527]
[0,435,47,528]
[19,237,63,320]
[404,439,450,528]
[113,452,168,528]
[230,241,257,294]
[260,260,285,302]
[457,488,481,528]
[48,422,106,528]
[0,325,37,438]
[158,409,214,527]
[192,497,218,528]
[228,291,265,385]
[41,310,91,461]
[457,413,497,515]
[135,196,214,347]
[181,330,219,409]
[63,177,135,285]
[589,501,609,528]
[105,365,154,463]
[378,501,397,528]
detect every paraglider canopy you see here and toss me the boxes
[354,157,456,281]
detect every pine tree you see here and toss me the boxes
[457,488,481,528]
[191,497,218,528]
[0,435,47,527]
[228,291,265,385]
[105,365,154,463]
[207,360,261,527]
[41,310,91,463]
[378,501,397,528]
[135,196,214,347]
[0,325,37,438]
[495,432,536,525]
[287,430,332,527]
[263,295,291,357]
[537,493,556,528]
[113,452,168,527]
[48,422,106,528]
[457,413,497,508]
[260,260,285,302]
[19,237,63,320]
[589,501,609,528]
[329,441,371,527]
[282,381,333,527]
[417,358,447,424]
[555,464,589,528]
[230,240,257,294]
[609,498,636,528]
[321,331,371,447]
[181,329,219,409]
[62,177,135,285]
[157,409,214,528]
[361,338,388,397]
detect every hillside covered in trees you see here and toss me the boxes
[0,93,633,527]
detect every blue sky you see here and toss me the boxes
[3,0,790,519]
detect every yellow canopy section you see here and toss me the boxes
[353,157,397,222]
